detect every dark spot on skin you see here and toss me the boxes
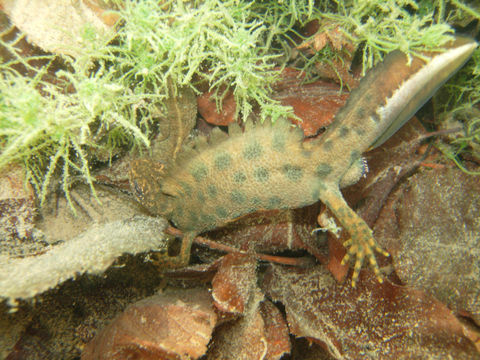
[214,152,232,170]
[353,126,366,137]
[251,197,262,207]
[216,207,228,219]
[189,211,198,224]
[243,141,263,160]
[350,150,361,163]
[370,112,381,123]
[316,163,332,178]
[323,140,333,151]
[338,207,349,217]
[175,207,184,218]
[254,167,269,182]
[339,126,349,137]
[302,150,312,158]
[201,214,216,225]
[207,184,217,198]
[268,196,282,208]
[282,164,303,182]
[272,132,285,152]
[356,107,365,119]
[231,190,246,204]
[179,181,192,196]
[132,180,144,200]
[191,163,208,182]
[233,171,247,184]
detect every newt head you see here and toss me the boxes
[129,159,175,217]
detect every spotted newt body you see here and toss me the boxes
[130,36,477,285]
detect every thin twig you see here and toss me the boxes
[166,226,314,267]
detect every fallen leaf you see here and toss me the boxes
[375,167,480,325]
[197,88,236,126]
[296,24,358,89]
[297,25,354,53]
[82,288,217,360]
[272,68,349,136]
[0,0,115,56]
[198,68,348,136]
[263,264,480,360]
[0,215,168,306]
[206,302,267,360]
[152,87,198,161]
[259,301,291,360]
[290,337,333,360]
[212,253,257,314]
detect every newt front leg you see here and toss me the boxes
[319,185,389,286]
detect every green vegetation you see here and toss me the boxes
[0,25,157,208]
[0,0,479,209]
[318,0,454,71]
[436,43,480,174]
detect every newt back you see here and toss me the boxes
[130,35,478,285]
[132,119,363,233]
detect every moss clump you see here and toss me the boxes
[0,25,156,208]
[298,0,455,79]
[1,0,479,208]
[108,0,296,122]
[435,45,480,174]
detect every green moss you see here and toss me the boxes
[297,0,463,84]
[111,0,295,122]
[1,0,479,212]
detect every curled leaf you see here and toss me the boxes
[263,265,480,359]
[82,288,217,360]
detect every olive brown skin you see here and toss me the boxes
[130,36,478,286]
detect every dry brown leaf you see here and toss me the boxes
[0,0,115,56]
[263,264,480,360]
[296,25,358,89]
[259,301,291,360]
[272,68,349,136]
[375,167,480,325]
[154,87,198,161]
[197,88,237,126]
[207,303,267,360]
[212,253,257,314]
[82,288,217,360]
[297,25,354,54]
[197,67,348,136]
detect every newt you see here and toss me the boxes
[130,35,477,286]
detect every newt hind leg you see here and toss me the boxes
[152,232,194,268]
[318,186,389,286]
